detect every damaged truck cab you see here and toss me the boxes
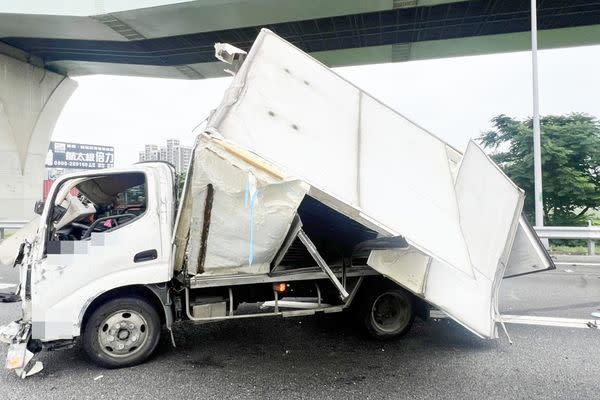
[2,163,177,376]
[2,155,420,377]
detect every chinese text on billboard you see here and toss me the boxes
[46,141,114,169]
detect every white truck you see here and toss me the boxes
[1,29,597,378]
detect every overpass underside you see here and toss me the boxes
[1,0,600,79]
[0,0,599,220]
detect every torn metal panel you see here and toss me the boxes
[208,28,471,276]
[182,135,309,275]
[205,29,550,339]
[425,143,523,338]
[368,249,430,295]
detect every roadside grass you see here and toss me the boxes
[549,244,593,255]
[0,231,14,240]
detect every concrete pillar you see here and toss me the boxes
[0,52,77,221]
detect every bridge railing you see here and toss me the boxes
[534,221,599,256]
[0,220,28,240]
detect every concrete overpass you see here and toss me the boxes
[1,0,600,220]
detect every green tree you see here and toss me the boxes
[478,113,600,226]
[177,171,187,197]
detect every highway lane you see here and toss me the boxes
[0,262,598,399]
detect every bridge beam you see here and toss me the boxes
[0,47,77,220]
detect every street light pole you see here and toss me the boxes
[531,0,544,228]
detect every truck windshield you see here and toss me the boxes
[47,172,147,242]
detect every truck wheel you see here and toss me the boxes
[359,286,414,340]
[82,296,161,369]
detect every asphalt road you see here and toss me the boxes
[0,262,599,400]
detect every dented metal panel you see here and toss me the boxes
[204,29,552,338]
[178,135,309,275]
[27,164,175,342]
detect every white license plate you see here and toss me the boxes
[5,343,26,370]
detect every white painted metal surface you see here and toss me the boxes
[423,142,523,337]
[174,135,309,275]
[28,164,175,340]
[504,218,555,277]
[206,29,552,338]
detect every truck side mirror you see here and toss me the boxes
[34,200,45,215]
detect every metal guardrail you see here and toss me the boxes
[1,218,599,256]
[534,221,599,256]
[0,220,28,240]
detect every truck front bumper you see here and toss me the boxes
[0,321,43,378]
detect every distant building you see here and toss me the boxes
[142,144,160,161]
[174,145,192,174]
[138,139,192,173]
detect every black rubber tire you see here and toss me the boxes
[82,296,161,369]
[357,284,415,340]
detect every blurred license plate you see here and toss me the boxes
[5,343,26,370]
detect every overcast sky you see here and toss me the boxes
[53,44,600,167]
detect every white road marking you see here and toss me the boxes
[555,262,600,267]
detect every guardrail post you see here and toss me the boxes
[588,220,596,256]
[0,227,4,240]
[534,223,600,257]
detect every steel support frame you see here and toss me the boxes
[297,230,350,300]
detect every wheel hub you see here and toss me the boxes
[371,292,410,334]
[117,329,130,340]
[98,310,148,358]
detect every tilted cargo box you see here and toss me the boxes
[175,29,554,339]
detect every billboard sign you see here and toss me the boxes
[46,141,114,169]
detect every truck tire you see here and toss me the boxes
[358,284,414,340]
[82,296,161,369]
